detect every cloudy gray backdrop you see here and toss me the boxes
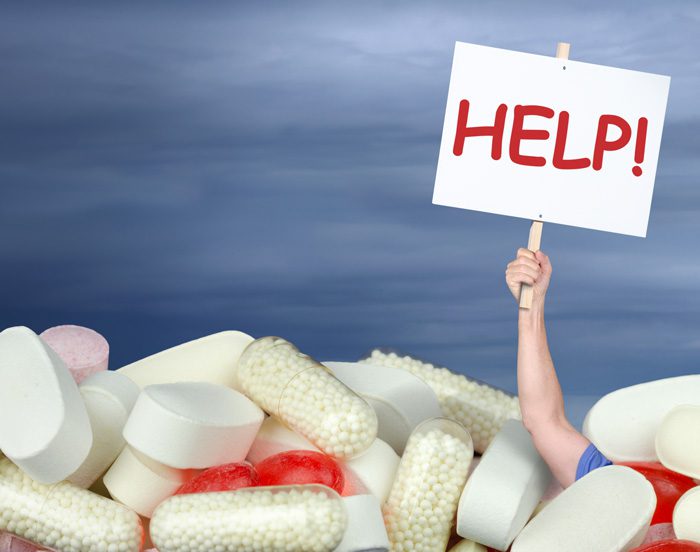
[1,1,698,426]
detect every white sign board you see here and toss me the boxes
[433,42,670,237]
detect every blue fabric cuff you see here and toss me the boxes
[576,443,613,481]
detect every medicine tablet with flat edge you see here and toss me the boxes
[457,419,552,551]
[673,485,700,543]
[323,360,442,454]
[655,405,700,480]
[68,370,140,488]
[123,381,264,469]
[0,326,92,484]
[335,494,389,552]
[117,330,254,390]
[511,465,656,552]
[583,375,700,462]
[40,325,109,384]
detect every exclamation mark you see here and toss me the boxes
[632,117,648,177]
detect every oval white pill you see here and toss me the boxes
[124,381,264,469]
[0,457,143,552]
[511,465,656,552]
[103,445,196,518]
[40,325,109,383]
[673,486,700,543]
[68,371,140,488]
[117,330,254,389]
[583,375,700,462]
[364,349,521,453]
[0,326,92,483]
[323,360,442,454]
[150,485,348,552]
[656,405,700,479]
[383,418,473,551]
[237,337,378,458]
[457,419,552,551]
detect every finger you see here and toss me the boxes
[512,256,541,272]
[517,247,536,260]
[535,251,552,273]
[507,272,536,286]
[507,264,540,280]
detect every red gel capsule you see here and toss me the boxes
[632,540,700,552]
[256,450,345,494]
[619,462,696,524]
[176,462,258,495]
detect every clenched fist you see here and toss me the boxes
[505,248,552,307]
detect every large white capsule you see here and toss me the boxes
[236,337,378,458]
[382,418,473,551]
[364,349,521,453]
[150,484,347,552]
[0,458,143,552]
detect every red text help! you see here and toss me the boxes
[452,100,648,177]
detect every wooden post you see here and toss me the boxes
[519,41,570,309]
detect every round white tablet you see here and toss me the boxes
[656,404,700,479]
[673,486,700,543]
[323,361,442,454]
[457,420,552,551]
[117,331,254,390]
[68,371,140,488]
[335,494,389,552]
[123,381,264,469]
[103,446,195,518]
[583,375,700,462]
[0,326,92,483]
[511,466,656,552]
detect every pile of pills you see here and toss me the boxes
[0,325,699,552]
[364,349,521,453]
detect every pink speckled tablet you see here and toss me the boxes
[40,325,109,383]
[0,532,52,552]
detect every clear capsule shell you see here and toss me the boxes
[237,337,378,458]
[383,417,474,551]
[0,457,143,552]
[150,484,348,552]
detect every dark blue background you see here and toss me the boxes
[2,1,698,426]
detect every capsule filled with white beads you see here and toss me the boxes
[382,417,473,551]
[150,484,347,552]
[0,457,143,552]
[365,349,521,453]
[236,337,378,458]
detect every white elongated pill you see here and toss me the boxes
[150,485,348,552]
[449,540,488,552]
[247,416,399,504]
[103,445,196,518]
[364,349,520,453]
[117,330,254,389]
[323,361,442,454]
[0,326,92,483]
[68,371,140,488]
[0,457,143,552]
[583,375,700,462]
[656,405,700,479]
[335,494,389,552]
[237,337,378,458]
[40,325,109,384]
[511,466,656,552]
[673,486,700,543]
[383,418,473,551]
[457,420,552,551]
[123,381,264,469]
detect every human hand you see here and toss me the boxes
[505,248,552,308]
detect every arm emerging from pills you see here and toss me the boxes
[505,248,610,487]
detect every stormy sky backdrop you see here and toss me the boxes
[1,1,698,426]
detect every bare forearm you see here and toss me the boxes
[517,306,566,429]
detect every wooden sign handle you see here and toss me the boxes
[519,41,570,309]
